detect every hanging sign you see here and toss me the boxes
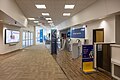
[71,28,85,38]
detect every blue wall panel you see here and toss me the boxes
[71,28,85,38]
[40,29,43,42]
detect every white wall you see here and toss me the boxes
[86,16,115,44]
[56,0,120,30]
[0,23,21,54]
[0,0,28,27]
[0,22,35,54]
[21,25,34,32]
[67,15,115,44]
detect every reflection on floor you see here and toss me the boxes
[0,45,68,80]
[0,50,18,61]
[53,50,114,80]
[45,44,51,52]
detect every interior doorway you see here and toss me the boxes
[93,29,104,44]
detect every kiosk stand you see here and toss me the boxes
[72,43,79,59]
[82,45,96,73]
[67,38,71,52]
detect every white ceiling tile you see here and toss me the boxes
[15,0,97,26]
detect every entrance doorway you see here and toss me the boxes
[93,29,104,44]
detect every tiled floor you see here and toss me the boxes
[0,45,68,80]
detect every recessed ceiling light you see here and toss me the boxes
[42,13,50,16]
[34,21,39,23]
[45,18,52,20]
[83,25,87,28]
[64,5,75,9]
[98,18,103,19]
[63,13,71,16]
[37,23,42,25]
[28,18,35,20]
[0,20,3,22]
[35,4,46,9]
[48,21,53,23]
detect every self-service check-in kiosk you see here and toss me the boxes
[71,39,81,59]
[71,39,87,59]
[67,38,71,52]
[72,43,79,59]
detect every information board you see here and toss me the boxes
[82,45,95,73]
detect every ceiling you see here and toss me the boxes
[15,0,97,27]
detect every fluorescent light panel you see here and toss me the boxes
[34,21,39,23]
[63,13,71,16]
[42,13,49,16]
[0,20,3,22]
[65,5,75,9]
[28,18,35,20]
[45,18,52,20]
[35,4,46,9]
[48,21,53,23]
[37,23,42,25]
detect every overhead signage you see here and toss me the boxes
[71,28,85,38]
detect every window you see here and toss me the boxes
[22,31,34,48]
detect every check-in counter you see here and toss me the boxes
[111,44,120,80]
[94,42,113,75]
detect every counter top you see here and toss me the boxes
[110,44,120,47]
[111,58,120,66]
[94,42,114,45]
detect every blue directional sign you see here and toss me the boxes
[40,29,43,42]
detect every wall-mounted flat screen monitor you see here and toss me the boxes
[5,29,20,44]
